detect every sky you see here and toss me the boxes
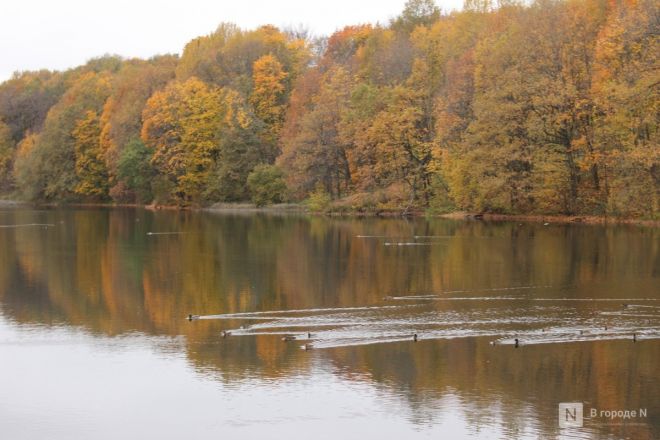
[0,0,464,82]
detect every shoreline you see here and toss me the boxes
[0,199,29,207]
[439,211,660,227]
[3,199,658,227]
[206,205,659,227]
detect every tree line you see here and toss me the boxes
[0,0,657,217]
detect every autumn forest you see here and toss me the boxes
[0,0,657,217]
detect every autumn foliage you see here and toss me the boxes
[0,0,657,217]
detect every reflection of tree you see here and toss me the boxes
[0,209,658,438]
[325,338,660,439]
[0,225,17,300]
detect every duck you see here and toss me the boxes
[281,335,296,342]
[307,332,312,339]
[221,330,231,338]
[187,314,200,321]
[413,333,418,342]
[514,338,520,348]
[301,344,312,351]
[633,333,637,342]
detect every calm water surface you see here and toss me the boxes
[0,208,658,439]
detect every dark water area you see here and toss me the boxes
[0,208,658,439]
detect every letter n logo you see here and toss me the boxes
[559,402,583,428]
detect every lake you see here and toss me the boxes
[0,208,658,439]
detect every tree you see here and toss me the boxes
[247,164,287,206]
[176,23,309,95]
[0,70,66,143]
[463,0,493,13]
[206,88,266,202]
[392,0,441,33]
[73,110,109,198]
[0,5,656,219]
[356,28,414,86]
[0,120,14,192]
[13,71,112,200]
[358,84,435,207]
[141,78,223,204]
[590,0,659,217]
[116,138,155,203]
[98,56,177,199]
[446,1,608,214]
[278,67,353,198]
[12,132,40,200]
[250,54,288,156]
[142,78,266,205]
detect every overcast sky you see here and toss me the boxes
[0,0,464,82]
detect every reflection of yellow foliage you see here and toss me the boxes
[1,208,658,419]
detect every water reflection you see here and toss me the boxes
[0,208,658,439]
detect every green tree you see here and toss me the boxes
[392,0,441,33]
[12,132,40,200]
[247,164,287,206]
[305,182,332,212]
[116,138,155,204]
[0,120,14,192]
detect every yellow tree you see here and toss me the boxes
[73,110,109,198]
[250,54,288,156]
[141,78,223,204]
[362,83,434,207]
[142,78,264,204]
[591,0,659,217]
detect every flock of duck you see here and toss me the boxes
[186,299,654,351]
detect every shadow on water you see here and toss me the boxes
[0,207,658,438]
